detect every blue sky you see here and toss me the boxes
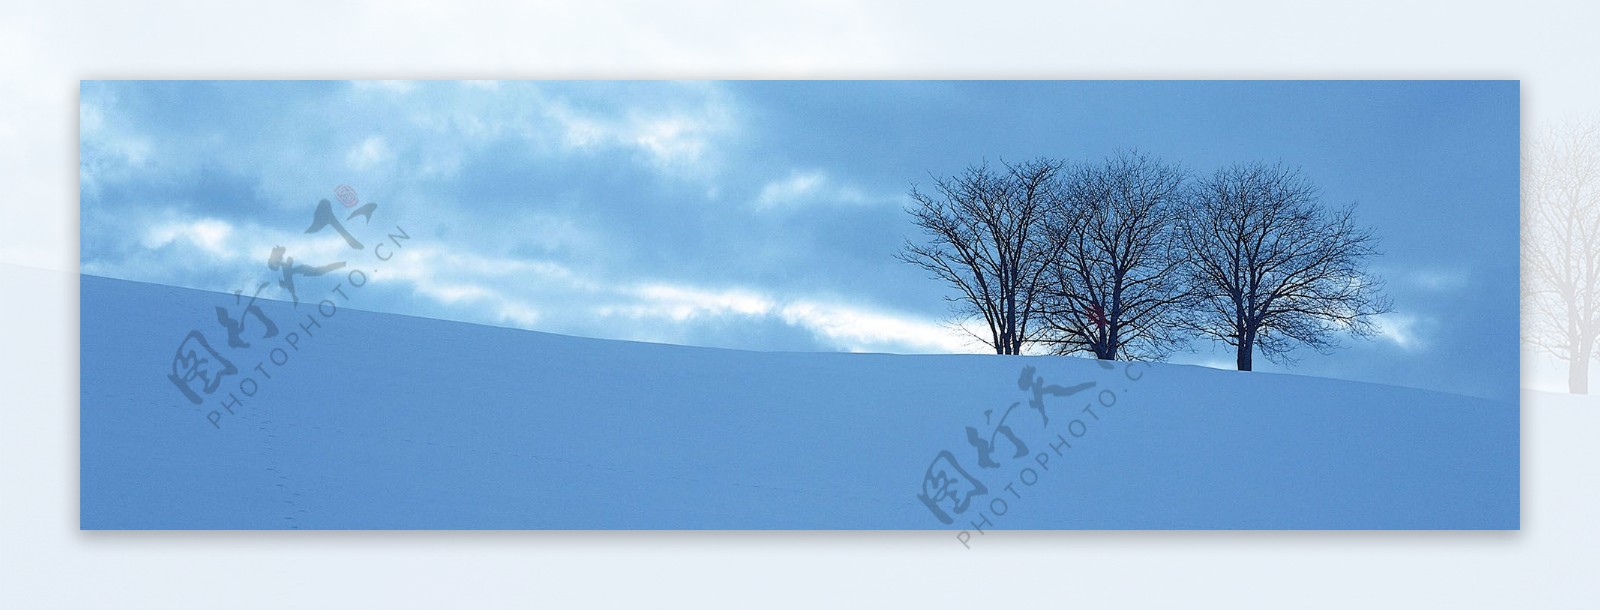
[79,80,1519,400]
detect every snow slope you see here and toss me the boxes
[80,275,1519,529]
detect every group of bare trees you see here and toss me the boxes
[900,152,1391,371]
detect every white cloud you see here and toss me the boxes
[757,171,827,207]
[78,93,155,198]
[86,208,385,294]
[349,242,967,353]
[597,281,975,353]
[1410,269,1469,292]
[533,84,736,174]
[619,283,777,321]
[777,301,972,353]
[1373,312,1428,351]
[754,169,895,210]
[507,212,602,255]
[1376,265,1470,293]
[632,116,712,166]
[94,205,977,354]
[416,282,494,305]
[361,244,583,330]
[78,97,104,136]
[495,302,541,326]
[544,103,610,149]
[140,218,237,257]
[344,136,391,170]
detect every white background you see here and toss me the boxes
[2,1,1596,607]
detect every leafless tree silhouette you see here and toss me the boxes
[1038,151,1191,360]
[899,159,1064,355]
[1524,122,1600,393]
[1175,162,1391,371]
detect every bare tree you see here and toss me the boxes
[1038,151,1190,360]
[899,159,1063,355]
[1175,162,1391,371]
[1524,122,1600,393]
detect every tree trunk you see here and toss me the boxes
[1570,342,1591,394]
[1236,335,1254,371]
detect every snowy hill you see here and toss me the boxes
[80,274,1519,530]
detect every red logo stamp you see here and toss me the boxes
[335,184,359,208]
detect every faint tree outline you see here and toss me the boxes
[1524,120,1600,394]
